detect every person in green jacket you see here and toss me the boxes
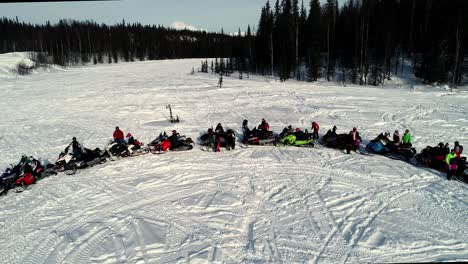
[445,149,458,180]
[402,129,412,147]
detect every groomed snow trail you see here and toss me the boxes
[0,57,467,263]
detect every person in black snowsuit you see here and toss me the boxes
[215,123,225,135]
[169,130,181,149]
[65,137,83,160]
[242,120,251,139]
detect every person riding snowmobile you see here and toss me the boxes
[126,133,142,150]
[113,126,125,144]
[258,118,270,132]
[294,128,308,141]
[169,130,181,149]
[402,129,412,147]
[242,120,251,139]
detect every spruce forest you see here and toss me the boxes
[1,0,467,86]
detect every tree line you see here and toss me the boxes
[1,0,467,86]
[251,0,468,85]
[0,17,243,66]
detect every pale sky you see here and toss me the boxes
[0,0,272,32]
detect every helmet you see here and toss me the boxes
[243,119,248,124]
[126,133,132,138]
[115,126,119,130]
[72,137,77,141]
[438,142,444,147]
[384,132,390,137]
[455,141,459,146]
[295,128,300,132]
[353,127,357,131]
[172,130,177,133]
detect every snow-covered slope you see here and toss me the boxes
[0,59,467,263]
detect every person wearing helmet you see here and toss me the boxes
[126,133,141,150]
[113,126,125,144]
[402,129,412,147]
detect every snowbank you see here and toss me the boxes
[0,52,36,79]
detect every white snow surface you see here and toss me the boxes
[0,58,467,264]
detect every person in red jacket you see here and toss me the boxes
[113,126,125,144]
[312,121,320,140]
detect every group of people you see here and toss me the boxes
[199,123,236,151]
[1,119,466,195]
[147,130,194,152]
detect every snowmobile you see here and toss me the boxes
[242,127,277,146]
[276,133,314,148]
[415,146,468,183]
[198,128,236,151]
[366,140,417,163]
[320,131,352,150]
[54,147,108,174]
[147,132,194,154]
[1,156,56,194]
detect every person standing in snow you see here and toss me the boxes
[65,137,83,159]
[113,126,125,144]
[347,127,361,154]
[402,129,412,147]
[445,149,458,180]
[218,75,223,88]
[311,121,320,140]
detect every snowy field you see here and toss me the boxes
[0,53,467,263]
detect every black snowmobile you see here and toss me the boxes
[1,156,56,195]
[366,134,417,163]
[198,128,236,151]
[416,146,468,183]
[54,147,108,174]
[147,132,194,154]
[242,127,276,146]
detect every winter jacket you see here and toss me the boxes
[402,133,412,144]
[113,129,124,140]
[312,122,319,132]
[446,152,457,165]
[259,121,270,131]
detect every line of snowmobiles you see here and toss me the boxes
[319,127,467,183]
[2,120,466,196]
